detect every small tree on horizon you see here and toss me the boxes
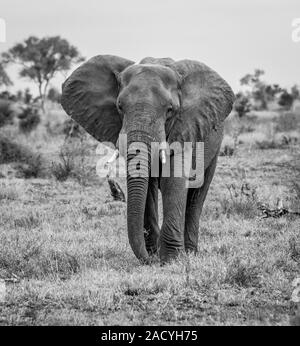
[2,36,84,111]
[240,69,283,110]
[240,69,269,109]
[278,86,300,110]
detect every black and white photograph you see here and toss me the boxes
[0,0,299,328]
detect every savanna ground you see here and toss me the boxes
[0,106,300,325]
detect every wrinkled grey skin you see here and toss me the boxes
[61,55,234,264]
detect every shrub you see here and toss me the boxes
[51,146,75,181]
[0,135,45,178]
[62,119,84,138]
[51,141,93,184]
[0,136,28,163]
[18,107,40,133]
[255,139,280,150]
[278,90,294,109]
[255,135,297,150]
[0,99,14,127]
[15,153,44,178]
[220,182,258,219]
[219,144,235,157]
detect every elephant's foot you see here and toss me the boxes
[185,245,198,255]
[159,249,184,265]
[184,229,199,254]
[159,239,184,265]
[159,222,185,264]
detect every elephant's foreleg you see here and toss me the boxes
[144,177,160,255]
[184,154,218,253]
[159,172,188,263]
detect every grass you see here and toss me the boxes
[0,108,300,325]
[275,112,300,132]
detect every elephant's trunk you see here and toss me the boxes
[126,130,152,264]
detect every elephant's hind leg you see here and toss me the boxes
[144,177,160,256]
[184,154,218,253]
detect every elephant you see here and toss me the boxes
[61,55,234,264]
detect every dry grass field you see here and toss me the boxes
[0,107,300,325]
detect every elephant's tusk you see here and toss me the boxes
[104,149,119,177]
[107,149,119,164]
[161,149,167,165]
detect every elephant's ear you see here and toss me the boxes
[61,55,134,144]
[168,60,234,143]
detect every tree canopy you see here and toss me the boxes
[2,36,84,109]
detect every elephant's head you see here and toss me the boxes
[61,55,234,263]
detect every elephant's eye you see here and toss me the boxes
[117,100,123,112]
[166,105,173,117]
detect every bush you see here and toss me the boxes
[255,135,297,150]
[278,90,294,109]
[15,153,44,178]
[51,140,94,185]
[220,182,258,219]
[255,139,280,150]
[0,136,27,163]
[18,107,40,133]
[0,99,14,127]
[51,146,75,181]
[219,144,235,157]
[62,119,84,138]
[0,135,45,178]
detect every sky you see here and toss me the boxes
[0,0,300,94]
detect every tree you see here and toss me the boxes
[264,84,282,100]
[239,69,281,110]
[240,69,267,109]
[0,62,12,87]
[278,89,296,110]
[240,69,265,86]
[2,36,84,110]
[291,85,300,100]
